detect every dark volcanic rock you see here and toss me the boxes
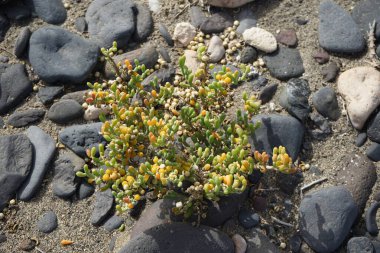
[299,186,358,253]
[312,86,340,120]
[367,143,380,162]
[0,135,32,210]
[26,0,67,24]
[0,63,32,115]
[158,24,174,46]
[321,62,339,82]
[0,14,10,42]
[37,211,58,233]
[246,229,280,253]
[103,215,124,232]
[352,0,380,39]
[28,26,99,84]
[3,3,31,21]
[366,201,380,235]
[236,8,257,34]
[319,0,365,54]
[264,47,304,80]
[75,17,87,33]
[85,0,136,48]
[189,6,207,28]
[259,83,278,104]
[240,46,258,64]
[238,209,260,229]
[133,3,153,42]
[91,189,114,226]
[7,109,45,127]
[119,222,234,253]
[355,132,367,147]
[251,114,305,160]
[367,111,380,143]
[37,86,64,105]
[347,237,374,253]
[58,122,105,158]
[200,12,233,34]
[47,99,83,124]
[14,27,31,58]
[77,181,95,200]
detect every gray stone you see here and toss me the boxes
[28,26,99,84]
[158,24,174,46]
[312,86,340,120]
[264,47,304,80]
[240,46,257,64]
[18,126,56,201]
[259,83,277,104]
[61,90,87,104]
[366,202,380,235]
[77,181,95,200]
[276,28,298,47]
[189,6,207,28]
[52,151,84,199]
[321,62,339,82]
[251,114,305,160]
[336,153,377,211]
[299,186,358,253]
[37,211,58,233]
[319,0,365,54]
[75,17,87,33]
[157,47,171,63]
[103,215,124,232]
[37,86,64,105]
[14,27,31,58]
[7,109,45,127]
[85,0,136,48]
[367,111,380,143]
[279,78,311,122]
[313,49,330,64]
[367,143,380,162]
[91,189,114,226]
[352,0,380,39]
[26,0,66,24]
[105,46,158,79]
[0,63,32,115]
[277,172,303,195]
[236,8,257,34]
[347,237,374,253]
[59,122,105,158]
[0,135,32,210]
[133,3,153,42]
[309,112,332,140]
[3,3,31,21]
[356,132,367,147]
[141,65,175,92]
[246,229,280,253]
[238,209,260,229]
[200,12,233,34]
[119,222,234,253]
[48,99,83,124]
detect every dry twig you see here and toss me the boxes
[300,177,328,197]
[271,216,294,228]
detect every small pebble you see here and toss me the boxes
[238,209,260,229]
[232,234,247,253]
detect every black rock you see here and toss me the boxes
[366,202,380,235]
[289,234,302,253]
[37,86,64,105]
[347,237,374,253]
[367,111,380,143]
[59,122,105,158]
[279,78,311,122]
[299,186,358,253]
[352,0,380,39]
[104,46,158,79]
[251,114,305,160]
[236,8,257,34]
[3,3,31,21]
[0,135,32,210]
[36,211,58,233]
[77,181,95,200]
[85,0,136,48]
[103,215,124,232]
[200,12,233,34]
[295,18,308,25]
[0,14,9,42]
[26,0,66,24]
[319,0,365,54]
[276,172,303,195]
[52,151,84,199]
[157,47,171,63]
[336,153,377,212]
[61,90,87,104]
[18,126,56,201]
[264,47,305,81]
[367,143,380,162]
[309,112,332,140]
[189,6,207,28]
[47,99,83,124]
[75,17,87,33]
[0,233,6,244]
[91,189,114,226]
[240,46,258,64]
[141,65,175,92]
[259,83,278,104]
[312,86,340,120]
[133,3,153,42]
[321,62,339,82]
[119,222,234,253]
[158,24,174,47]
[28,26,99,84]
[7,109,45,127]
[14,27,31,58]
[0,63,32,115]
[238,209,260,229]
[355,132,367,147]
[251,76,268,91]
[246,229,280,253]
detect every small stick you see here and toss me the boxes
[255,188,280,192]
[35,247,46,253]
[300,177,327,197]
[271,216,294,228]
[0,47,15,58]
[368,20,378,65]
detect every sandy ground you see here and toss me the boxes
[0,0,379,252]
